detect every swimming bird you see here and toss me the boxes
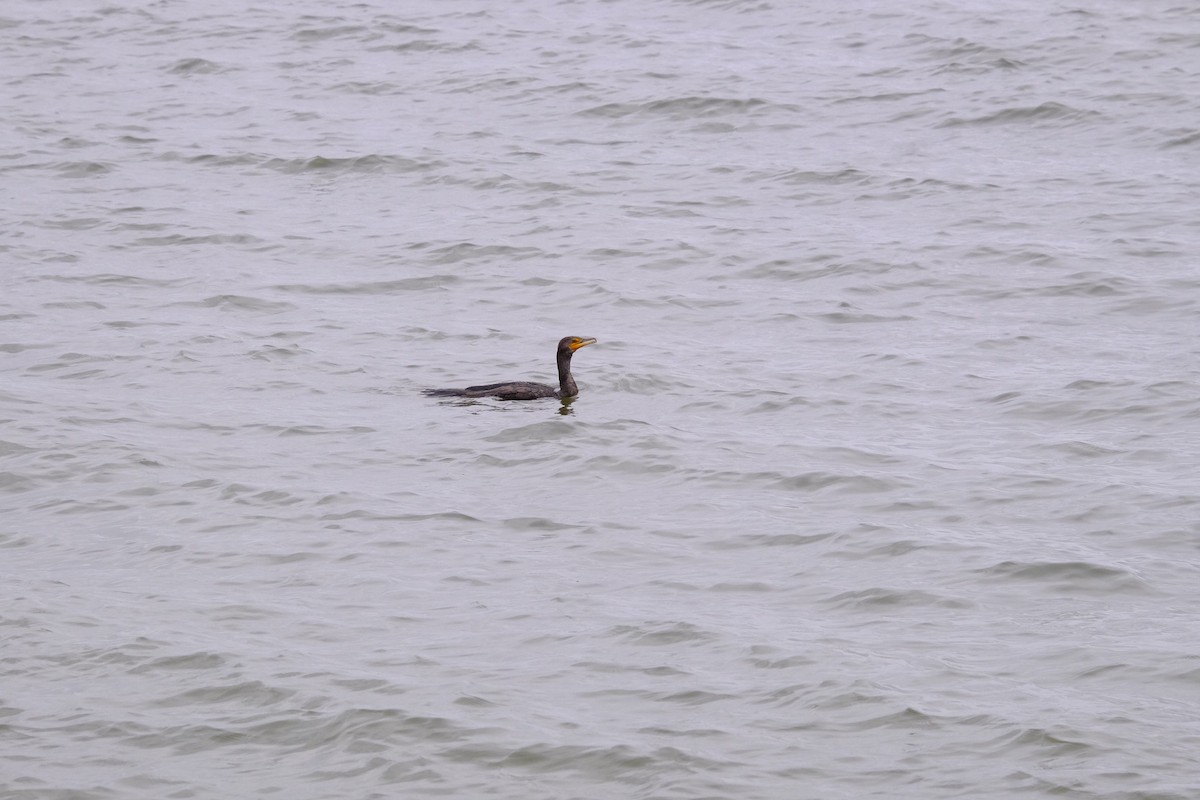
[423,336,597,401]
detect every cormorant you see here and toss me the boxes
[423,336,597,401]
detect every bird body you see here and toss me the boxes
[423,336,597,401]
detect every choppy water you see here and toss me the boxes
[4,0,1200,798]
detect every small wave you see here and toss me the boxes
[817,310,915,324]
[840,707,940,731]
[52,160,114,178]
[983,725,1110,760]
[320,509,481,524]
[967,270,1133,299]
[669,0,767,8]
[33,216,106,230]
[167,58,223,75]
[369,39,479,54]
[273,275,458,294]
[123,232,270,248]
[128,707,471,753]
[0,341,55,354]
[773,471,902,494]
[270,424,377,436]
[998,397,1162,424]
[128,651,229,674]
[277,154,442,174]
[755,167,873,186]
[1161,130,1200,148]
[825,587,971,610]
[166,295,296,313]
[500,517,583,532]
[171,153,443,174]
[290,24,369,42]
[975,560,1147,593]
[939,101,1100,128]
[0,471,38,493]
[330,80,409,95]
[153,680,297,708]
[38,272,186,288]
[1032,440,1123,459]
[707,532,837,550]
[578,96,791,120]
[483,421,575,443]
[421,242,544,265]
[832,537,951,560]
[445,740,728,780]
[606,621,716,646]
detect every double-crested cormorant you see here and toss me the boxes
[423,336,597,401]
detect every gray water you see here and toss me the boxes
[4,0,1200,798]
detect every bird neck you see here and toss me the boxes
[557,349,578,397]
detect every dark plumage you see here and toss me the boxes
[423,336,597,401]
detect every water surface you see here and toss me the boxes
[3,0,1200,798]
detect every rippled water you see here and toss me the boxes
[4,0,1200,798]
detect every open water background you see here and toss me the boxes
[3,1,1200,798]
